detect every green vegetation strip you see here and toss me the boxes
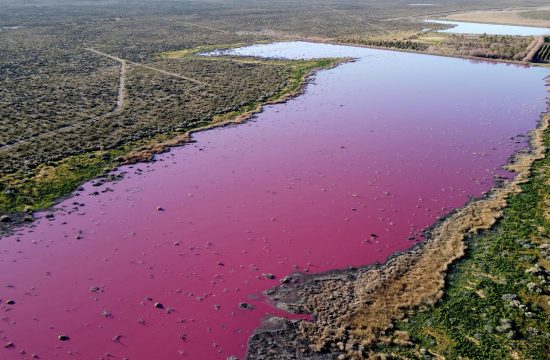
[0,52,340,217]
[0,141,153,214]
[380,127,550,359]
[208,58,340,126]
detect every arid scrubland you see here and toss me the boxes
[1,0,548,177]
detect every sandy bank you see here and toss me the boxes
[445,7,550,28]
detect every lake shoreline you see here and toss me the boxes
[0,55,346,237]
[2,35,546,238]
[247,85,550,359]
[425,19,550,36]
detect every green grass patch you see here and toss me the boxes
[0,147,128,213]
[270,58,342,100]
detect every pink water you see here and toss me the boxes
[1,42,547,359]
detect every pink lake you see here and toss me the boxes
[0,42,547,359]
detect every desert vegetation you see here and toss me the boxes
[521,9,550,21]
[0,0,547,262]
[3,0,543,221]
[434,33,534,60]
[444,7,550,28]
[339,31,535,61]
[341,38,430,52]
[0,56,337,217]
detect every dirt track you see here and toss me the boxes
[0,48,210,152]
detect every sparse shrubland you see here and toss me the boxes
[520,9,550,21]
[341,38,430,51]
[4,0,543,217]
[434,33,534,60]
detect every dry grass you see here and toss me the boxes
[445,7,550,28]
[523,35,545,62]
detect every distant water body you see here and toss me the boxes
[426,19,550,36]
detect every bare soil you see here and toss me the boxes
[446,7,550,28]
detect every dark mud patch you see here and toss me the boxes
[249,318,340,360]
